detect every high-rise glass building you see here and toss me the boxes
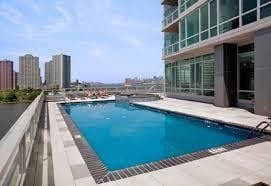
[45,54,71,89]
[0,60,13,90]
[19,54,41,90]
[162,0,271,116]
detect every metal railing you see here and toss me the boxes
[46,85,164,95]
[163,42,180,57]
[250,118,271,136]
[162,8,179,28]
[0,92,44,186]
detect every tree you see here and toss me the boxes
[5,91,17,102]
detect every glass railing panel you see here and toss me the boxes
[163,42,180,57]
[162,8,179,28]
[173,43,179,53]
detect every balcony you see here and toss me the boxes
[161,0,178,6]
[163,42,180,57]
[162,8,179,31]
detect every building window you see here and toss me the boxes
[165,54,214,97]
[261,3,271,19]
[187,10,199,46]
[242,10,257,25]
[165,63,172,92]
[219,0,239,23]
[238,44,255,100]
[242,0,257,13]
[219,18,239,33]
[180,0,198,14]
[180,19,186,48]
[219,0,239,33]
[210,0,217,27]
[203,54,215,96]
[201,4,209,41]
[186,0,198,9]
[241,0,257,26]
[261,0,271,5]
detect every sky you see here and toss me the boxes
[0,0,164,83]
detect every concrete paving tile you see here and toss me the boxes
[60,131,74,141]
[176,156,249,186]
[63,140,76,148]
[117,173,161,186]
[240,170,271,185]
[59,127,69,132]
[65,146,85,165]
[75,177,96,186]
[100,180,120,186]
[58,121,67,128]
[215,150,268,172]
[71,164,91,180]
[151,166,203,186]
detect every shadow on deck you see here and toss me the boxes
[24,102,55,186]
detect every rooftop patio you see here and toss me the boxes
[1,93,270,186]
[46,98,271,186]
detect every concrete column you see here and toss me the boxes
[254,27,271,116]
[214,44,238,107]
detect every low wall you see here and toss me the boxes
[0,92,44,186]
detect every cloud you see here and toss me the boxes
[88,48,104,58]
[78,41,105,58]
[18,4,73,41]
[123,35,144,48]
[0,3,24,24]
[21,0,43,15]
[43,5,73,33]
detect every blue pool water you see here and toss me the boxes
[64,101,257,171]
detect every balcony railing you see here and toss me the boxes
[162,8,179,28]
[163,42,180,56]
[0,92,44,185]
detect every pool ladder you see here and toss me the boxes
[250,117,271,136]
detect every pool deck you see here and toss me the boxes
[136,98,269,130]
[48,98,271,186]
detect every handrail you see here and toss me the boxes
[162,8,179,28]
[250,120,271,136]
[45,85,165,94]
[0,92,44,185]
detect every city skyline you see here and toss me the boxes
[0,0,163,83]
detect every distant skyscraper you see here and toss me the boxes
[13,71,18,90]
[45,54,71,89]
[45,61,51,86]
[19,54,41,90]
[0,60,13,90]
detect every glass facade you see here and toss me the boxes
[163,0,271,57]
[165,54,214,97]
[238,44,255,100]
[180,0,198,14]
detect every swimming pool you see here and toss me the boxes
[63,101,258,171]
